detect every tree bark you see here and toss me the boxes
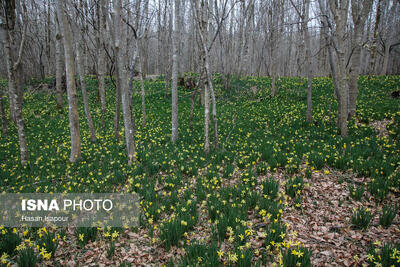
[137,50,147,129]
[0,88,7,135]
[114,62,121,143]
[269,5,277,97]
[97,0,108,125]
[171,0,180,144]
[76,43,97,142]
[55,12,64,110]
[1,0,28,166]
[114,0,136,164]
[57,0,81,162]
[368,0,382,75]
[303,0,313,123]
[381,1,397,75]
[329,0,350,137]
[194,0,219,152]
[348,0,373,119]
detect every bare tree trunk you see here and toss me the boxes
[194,0,210,153]
[368,0,382,75]
[97,0,108,125]
[76,44,96,142]
[114,63,121,143]
[75,0,96,142]
[269,5,277,97]
[381,1,397,75]
[382,42,391,75]
[290,0,313,122]
[318,17,327,75]
[55,13,64,110]
[114,0,136,164]
[203,42,219,149]
[329,0,350,137]
[319,5,339,100]
[348,0,373,119]
[171,0,180,144]
[0,88,7,135]
[189,78,201,131]
[194,0,218,151]
[3,35,16,124]
[157,0,162,75]
[57,0,81,162]
[236,1,244,76]
[137,50,147,129]
[1,0,29,165]
[303,0,313,123]
[141,1,150,76]
[165,1,173,99]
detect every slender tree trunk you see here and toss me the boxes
[297,23,304,77]
[319,18,327,75]
[76,44,97,142]
[368,0,382,75]
[195,0,218,151]
[303,0,313,123]
[45,0,51,75]
[4,37,16,124]
[114,0,136,164]
[57,0,81,162]
[0,88,7,135]
[171,0,180,143]
[157,0,162,75]
[1,1,29,166]
[189,79,200,131]
[236,1,244,76]
[382,42,390,75]
[269,6,277,97]
[203,42,219,149]
[97,0,107,126]
[137,51,147,129]
[55,13,64,110]
[114,62,121,143]
[164,1,173,99]
[12,65,28,166]
[195,0,210,153]
[381,1,397,75]
[348,0,373,119]
[329,0,349,137]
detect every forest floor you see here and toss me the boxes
[0,75,400,266]
[50,168,400,267]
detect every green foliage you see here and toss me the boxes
[37,229,58,257]
[223,164,235,178]
[107,240,116,259]
[281,246,312,267]
[379,204,398,228]
[1,75,400,265]
[264,222,287,248]
[368,177,390,202]
[0,228,21,256]
[261,177,280,199]
[75,227,98,247]
[17,247,37,267]
[159,200,198,250]
[366,242,400,267]
[351,207,373,230]
[119,262,132,267]
[348,184,364,201]
[285,176,304,199]
[387,111,400,143]
[177,242,220,267]
[235,248,253,267]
